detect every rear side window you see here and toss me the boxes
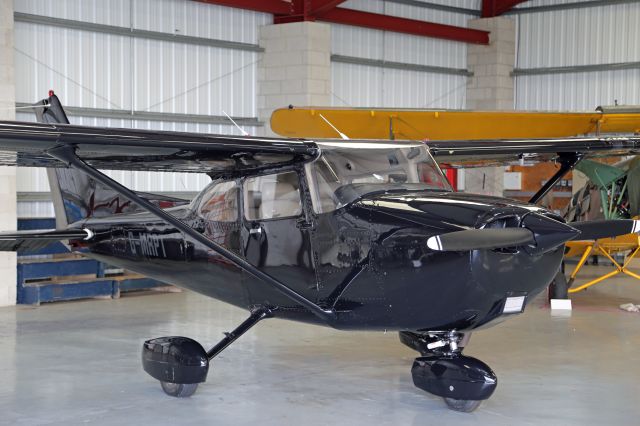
[244,171,302,220]
[197,181,238,222]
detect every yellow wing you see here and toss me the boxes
[565,234,640,258]
[271,107,640,140]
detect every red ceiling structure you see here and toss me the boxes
[195,1,528,45]
[481,0,528,17]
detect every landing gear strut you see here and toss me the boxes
[142,307,272,397]
[399,331,497,413]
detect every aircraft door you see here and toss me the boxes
[187,179,247,305]
[241,170,316,304]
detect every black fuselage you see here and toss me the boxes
[73,187,563,333]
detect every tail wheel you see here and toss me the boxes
[443,398,482,412]
[160,381,199,398]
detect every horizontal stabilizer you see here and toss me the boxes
[427,228,535,252]
[0,229,91,252]
[569,219,640,241]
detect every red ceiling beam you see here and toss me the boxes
[317,8,489,45]
[195,0,491,45]
[194,0,292,16]
[310,0,348,16]
[481,0,528,17]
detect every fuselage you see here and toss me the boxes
[71,188,564,333]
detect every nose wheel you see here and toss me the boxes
[400,331,496,413]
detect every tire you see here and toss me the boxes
[548,270,569,300]
[160,381,199,398]
[443,398,482,413]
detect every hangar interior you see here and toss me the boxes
[1,0,640,424]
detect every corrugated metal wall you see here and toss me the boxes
[515,1,640,110]
[330,0,474,109]
[14,0,270,216]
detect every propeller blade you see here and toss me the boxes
[427,228,535,252]
[569,219,640,240]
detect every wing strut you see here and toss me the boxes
[46,145,337,325]
[529,153,583,204]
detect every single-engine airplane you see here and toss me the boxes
[1,94,640,412]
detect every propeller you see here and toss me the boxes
[426,217,640,253]
[569,219,640,240]
[426,228,535,252]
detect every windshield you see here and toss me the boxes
[305,142,451,213]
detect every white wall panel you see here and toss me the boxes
[332,1,471,109]
[14,23,132,110]
[516,69,640,111]
[515,2,640,111]
[133,0,268,43]
[15,0,132,26]
[332,63,467,109]
[332,24,384,59]
[342,0,479,25]
[517,3,640,68]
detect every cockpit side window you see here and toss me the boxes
[306,158,341,214]
[244,171,302,220]
[197,180,238,222]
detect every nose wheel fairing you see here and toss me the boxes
[401,331,496,412]
[412,355,497,402]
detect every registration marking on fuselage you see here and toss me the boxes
[127,231,167,258]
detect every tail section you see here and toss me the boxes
[36,92,190,228]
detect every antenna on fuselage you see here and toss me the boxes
[222,111,250,136]
[319,113,350,140]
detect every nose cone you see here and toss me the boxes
[522,213,579,254]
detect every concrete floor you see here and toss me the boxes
[1,264,640,425]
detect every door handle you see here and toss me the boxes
[296,219,313,230]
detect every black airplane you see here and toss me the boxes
[0,93,639,412]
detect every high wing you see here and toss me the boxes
[427,137,640,167]
[0,121,639,171]
[0,121,318,177]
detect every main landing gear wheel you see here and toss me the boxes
[161,381,199,398]
[443,398,482,413]
[142,308,272,400]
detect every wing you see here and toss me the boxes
[427,137,640,167]
[270,107,640,140]
[0,121,639,172]
[0,121,318,176]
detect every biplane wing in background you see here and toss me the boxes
[270,106,640,141]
